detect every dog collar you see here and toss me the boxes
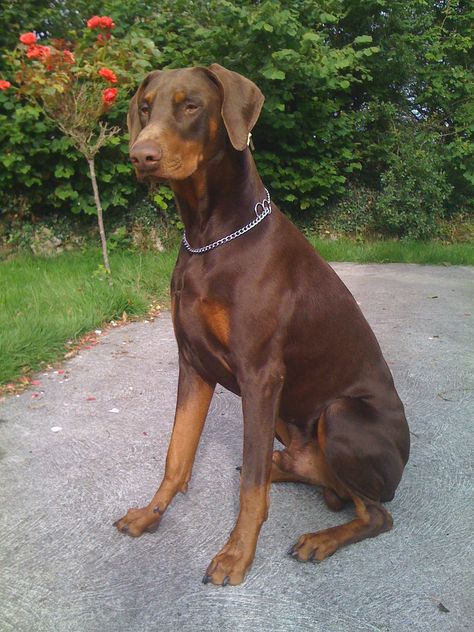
[182,188,272,254]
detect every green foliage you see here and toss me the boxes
[0,0,472,237]
[143,0,379,213]
[0,12,159,219]
[373,130,453,239]
[314,187,378,239]
[337,0,474,214]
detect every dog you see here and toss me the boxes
[114,64,410,586]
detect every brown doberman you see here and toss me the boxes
[114,64,410,586]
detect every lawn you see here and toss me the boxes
[310,238,474,265]
[0,248,176,386]
[1,239,473,387]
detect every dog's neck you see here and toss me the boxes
[170,147,267,250]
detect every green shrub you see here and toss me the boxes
[314,187,378,239]
[373,132,453,240]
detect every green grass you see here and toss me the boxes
[310,238,474,265]
[0,238,472,386]
[0,247,176,385]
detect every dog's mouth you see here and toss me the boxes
[134,160,197,184]
[134,167,165,183]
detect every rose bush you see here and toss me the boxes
[0,12,160,226]
[1,15,160,274]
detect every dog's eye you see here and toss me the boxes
[184,103,199,114]
[140,103,150,115]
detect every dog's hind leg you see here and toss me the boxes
[288,397,409,561]
[289,494,393,561]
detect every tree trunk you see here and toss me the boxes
[87,157,112,282]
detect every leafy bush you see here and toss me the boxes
[0,13,160,223]
[0,0,472,239]
[314,187,378,239]
[373,132,453,240]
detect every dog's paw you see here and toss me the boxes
[113,506,162,537]
[202,542,253,586]
[288,531,339,562]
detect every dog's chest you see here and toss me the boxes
[172,283,237,388]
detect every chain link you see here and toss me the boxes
[182,188,271,254]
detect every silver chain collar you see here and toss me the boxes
[182,188,272,254]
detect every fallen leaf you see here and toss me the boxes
[86,395,96,401]
[31,380,41,386]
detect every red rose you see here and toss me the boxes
[98,68,117,83]
[26,45,51,60]
[87,16,101,29]
[102,87,118,105]
[19,32,37,45]
[0,80,11,90]
[98,16,115,29]
[87,15,115,30]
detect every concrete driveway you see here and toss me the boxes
[1,263,473,632]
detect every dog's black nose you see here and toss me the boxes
[130,142,162,170]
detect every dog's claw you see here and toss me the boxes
[202,574,211,585]
[222,576,230,587]
[235,466,242,472]
[288,545,298,557]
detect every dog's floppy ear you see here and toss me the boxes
[127,70,162,148]
[204,63,264,151]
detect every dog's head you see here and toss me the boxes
[127,64,264,182]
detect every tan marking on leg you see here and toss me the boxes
[290,495,393,562]
[204,485,269,585]
[270,430,338,487]
[114,370,214,537]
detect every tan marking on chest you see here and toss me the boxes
[199,300,230,346]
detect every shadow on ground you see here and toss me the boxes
[1,264,473,632]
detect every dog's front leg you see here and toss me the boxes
[203,370,283,586]
[114,355,215,536]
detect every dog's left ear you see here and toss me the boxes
[204,63,264,151]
